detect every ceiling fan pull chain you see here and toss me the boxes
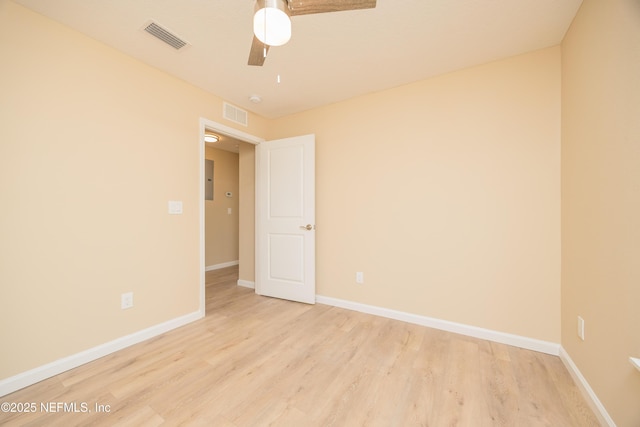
[263,6,267,58]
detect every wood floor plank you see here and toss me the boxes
[0,266,601,426]
[110,405,164,427]
[478,345,519,426]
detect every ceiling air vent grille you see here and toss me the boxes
[223,102,248,127]
[143,22,188,50]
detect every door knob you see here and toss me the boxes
[300,224,314,231]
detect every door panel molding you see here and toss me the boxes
[256,134,316,304]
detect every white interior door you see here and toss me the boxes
[256,134,315,304]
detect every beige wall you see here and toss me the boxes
[204,147,239,268]
[561,0,640,425]
[270,47,561,342]
[0,1,268,379]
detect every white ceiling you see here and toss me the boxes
[14,0,582,119]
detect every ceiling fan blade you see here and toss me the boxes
[248,36,269,66]
[288,0,376,16]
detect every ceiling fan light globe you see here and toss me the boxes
[253,3,291,46]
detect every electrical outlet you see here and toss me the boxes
[577,316,585,340]
[356,272,364,284]
[121,292,133,310]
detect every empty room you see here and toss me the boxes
[1,0,639,425]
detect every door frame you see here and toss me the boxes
[198,118,264,315]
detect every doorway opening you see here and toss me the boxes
[198,118,264,315]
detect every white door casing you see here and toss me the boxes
[256,134,315,304]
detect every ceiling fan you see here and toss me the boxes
[248,0,377,66]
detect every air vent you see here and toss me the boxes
[223,102,248,127]
[143,21,188,50]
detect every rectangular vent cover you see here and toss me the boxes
[144,22,188,50]
[223,102,248,127]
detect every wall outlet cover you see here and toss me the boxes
[121,292,134,310]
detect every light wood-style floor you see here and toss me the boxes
[1,266,600,426]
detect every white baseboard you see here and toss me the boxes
[0,310,203,397]
[315,295,616,424]
[315,295,560,356]
[237,280,255,289]
[559,347,616,427]
[205,260,239,271]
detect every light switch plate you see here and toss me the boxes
[168,201,183,214]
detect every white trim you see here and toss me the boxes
[200,118,264,145]
[315,295,560,356]
[559,347,616,427]
[198,119,206,317]
[205,260,239,271]
[237,280,255,289]
[254,148,261,296]
[0,310,202,397]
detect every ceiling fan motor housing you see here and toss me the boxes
[248,0,377,66]
[254,0,291,46]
